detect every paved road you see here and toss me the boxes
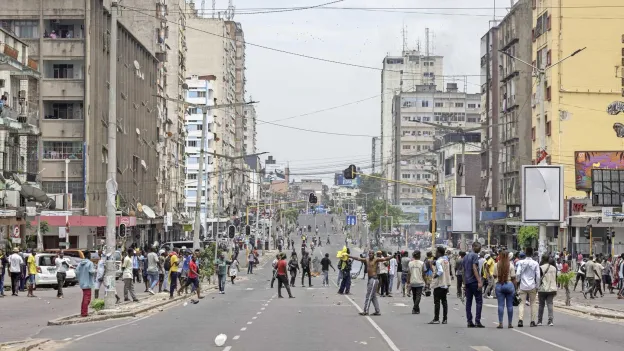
[13,215,624,350]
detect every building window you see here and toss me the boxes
[468,103,477,108]
[531,127,536,141]
[187,173,197,180]
[546,15,551,31]
[546,86,551,101]
[546,50,551,66]
[421,100,430,107]
[13,20,39,38]
[53,64,74,79]
[186,190,197,198]
[435,102,443,107]
[187,140,197,147]
[187,157,198,164]
[401,174,411,179]
[45,103,83,120]
[42,181,84,207]
[455,102,464,108]
[546,115,551,136]
[43,141,83,160]
[187,90,207,98]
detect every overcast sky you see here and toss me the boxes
[230,0,510,184]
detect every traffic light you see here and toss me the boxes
[308,192,317,204]
[118,223,127,237]
[228,225,235,239]
[245,225,251,236]
[428,220,436,233]
[343,164,357,180]
[584,225,591,239]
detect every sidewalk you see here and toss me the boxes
[554,290,624,319]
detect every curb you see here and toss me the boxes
[47,284,216,326]
[0,339,50,351]
[554,304,624,319]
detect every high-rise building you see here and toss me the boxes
[391,84,481,211]
[183,75,214,227]
[0,0,165,247]
[381,48,444,203]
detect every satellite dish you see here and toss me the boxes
[133,60,140,70]
[136,128,141,135]
[142,205,156,219]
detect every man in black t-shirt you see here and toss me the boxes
[320,253,335,287]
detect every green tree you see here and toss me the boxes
[356,173,382,213]
[517,226,538,248]
[556,272,576,306]
[366,199,403,233]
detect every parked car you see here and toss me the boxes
[34,253,77,288]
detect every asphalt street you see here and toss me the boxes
[18,214,624,351]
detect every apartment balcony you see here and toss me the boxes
[40,119,84,139]
[401,134,434,142]
[41,79,84,100]
[40,39,85,59]
[40,159,84,181]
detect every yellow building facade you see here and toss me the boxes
[532,0,624,197]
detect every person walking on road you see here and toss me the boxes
[350,250,392,316]
[493,250,516,329]
[247,250,255,274]
[215,253,231,294]
[300,251,312,287]
[288,253,299,287]
[407,251,425,314]
[463,242,485,328]
[230,255,240,284]
[583,255,596,299]
[9,248,23,297]
[429,246,451,324]
[0,249,7,297]
[516,247,540,327]
[26,249,37,298]
[455,251,466,299]
[537,253,557,326]
[400,251,411,297]
[603,257,613,294]
[270,254,280,289]
[54,251,69,298]
[379,252,390,297]
[123,248,139,302]
[320,253,335,287]
[76,252,95,317]
[131,249,141,284]
[167,249,180,299]
[146,247,160,295]
[178,254,202,299]
[573,258,586,291]
[389,253,398,295]
[593,257,604,298]
[277,253,295,299]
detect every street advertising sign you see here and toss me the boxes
[522,165,564,223]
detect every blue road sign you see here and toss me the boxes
[346,215,357,226]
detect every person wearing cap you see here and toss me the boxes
[8,247,23,296]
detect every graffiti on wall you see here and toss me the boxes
[575,151,624,190]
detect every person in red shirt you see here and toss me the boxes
[178,255,202,299]
[276,253,294,298]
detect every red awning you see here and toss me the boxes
[30,216,137,227]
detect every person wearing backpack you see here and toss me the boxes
[537,253,557,326]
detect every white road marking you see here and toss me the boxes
[240,327,247,331]
[512,329,575,351]
[63,338,72,341]
[233,335,240,340]
[261,307,266,310]
[74,316,150,341]
[471,347,494,351]
[252,316,257,320]
[224,346,232,351]
[392,303,407,307]
[247,321,253,325]
[332,283,400,351]
[257,312,262,314]
[246,288,254,290]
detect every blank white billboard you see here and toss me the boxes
[522,165,564,223]
[451,196,476,233]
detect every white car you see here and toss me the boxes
[35,253,77,288]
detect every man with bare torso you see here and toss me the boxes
[350,250,392,316]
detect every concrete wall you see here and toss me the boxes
[0,0,85,19]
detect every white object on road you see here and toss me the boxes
[215,334,228,347]
[183,302,188,307]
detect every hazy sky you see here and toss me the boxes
[228,0,510,183]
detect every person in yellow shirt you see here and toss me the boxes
[168,248,180,299]
[483,254,496,299]
[27,249,37,297]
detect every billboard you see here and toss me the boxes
[522,165,564,223]
[575,151,624,190]
[334,173,361,187]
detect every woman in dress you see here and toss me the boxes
[229,255,240,284]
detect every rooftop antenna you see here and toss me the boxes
[402,24,408,53]
[226,0,235,20]
[212,0,216,18]
[200,0,205,17]
[425,28,431,85]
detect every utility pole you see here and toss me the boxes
[500,47,585,257]
[104,0,119,310]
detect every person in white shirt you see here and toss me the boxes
[8,248,23,296]
[55,251,70,298]
[388,254,398,294]
[515,247,540,327]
